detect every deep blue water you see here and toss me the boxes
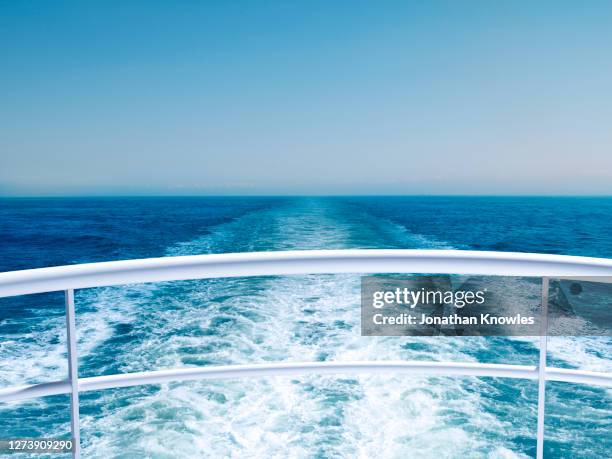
[0,197,610,458]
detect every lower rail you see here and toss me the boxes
[1,360,610,404]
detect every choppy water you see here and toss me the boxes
[0,197,610,458]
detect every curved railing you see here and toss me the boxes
[1,250,611,458]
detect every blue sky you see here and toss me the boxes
[1,1,611,195]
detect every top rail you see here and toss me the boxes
[1,249,612,298]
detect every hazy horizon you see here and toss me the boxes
[2,1,611,195]
[1,193,612,198]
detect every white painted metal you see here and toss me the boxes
[1,250,612,298]
[0,380,71,402]
[536,278,549,459]
[78,361,540,392]
[545,367,612,386]
[0,361,610,404]
[65,290,81,459]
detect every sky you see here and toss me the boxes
[1,1,611,196]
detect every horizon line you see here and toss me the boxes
[1,194,612,199]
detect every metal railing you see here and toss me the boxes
[1,249,611,459]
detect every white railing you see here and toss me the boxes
[0,250,611,459]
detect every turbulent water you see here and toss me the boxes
[0,197,610,458]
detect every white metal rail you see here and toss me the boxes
[0,250,611,459]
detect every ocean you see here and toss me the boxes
[0,196,610,458]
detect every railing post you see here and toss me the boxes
[536,277,549,459]
[65,289,81,458]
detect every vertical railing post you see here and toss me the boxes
[536,277,549,459]
[65,289,81,458]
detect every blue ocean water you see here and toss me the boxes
[0,197,610,458]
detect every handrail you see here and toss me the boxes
[1,361,611,404]
[1,249,612,298]
[1,249,611,459]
